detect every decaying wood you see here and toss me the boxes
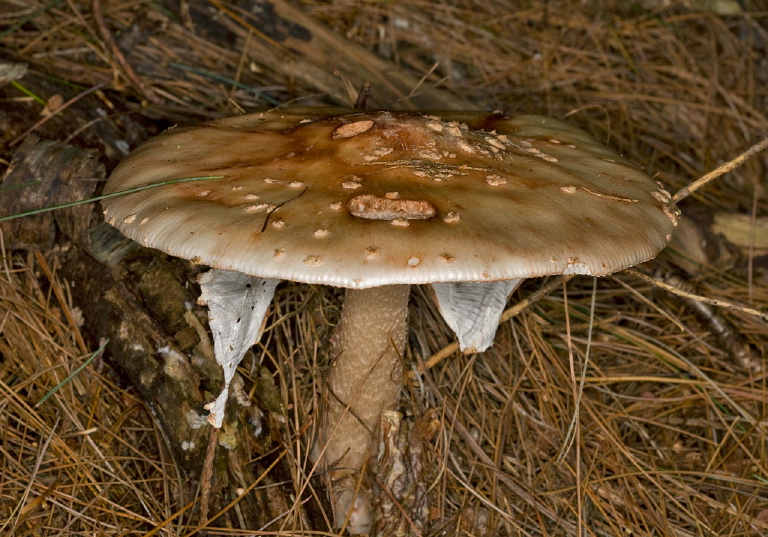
[59,235,302,528]
[664,273,761,373]
[0,137,101,250]
[371,411,430,537]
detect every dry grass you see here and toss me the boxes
[0,250,181,535]
[2,0,768,535]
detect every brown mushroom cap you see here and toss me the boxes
[102,107,679,288]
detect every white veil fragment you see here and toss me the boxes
[432,280,522,353]
[198,269,279,427]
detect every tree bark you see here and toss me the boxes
[59,236,301,528]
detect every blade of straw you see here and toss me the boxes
[0,175,224,222]
[36,338,109,407]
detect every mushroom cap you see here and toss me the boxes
[102,107,679,289]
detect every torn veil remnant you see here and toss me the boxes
[102,107,679,534]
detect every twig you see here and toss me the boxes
[611,275,687,332]
[261,187,308,232]
[665,273,761,372]
[93,0,159,103]
[180,448,289,537]
[625,268,768,322]
[354,81,372,109]
[673,136,768,202]
[197,427,220,527]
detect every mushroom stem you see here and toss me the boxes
[319,284,410,532]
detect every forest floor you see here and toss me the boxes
[1,1,768,536]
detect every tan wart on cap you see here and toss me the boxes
[102,107,679,534]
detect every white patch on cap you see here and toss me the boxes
[485,137,506,150]
[329,202,343,210]
[561,185,577,194]
[197,190,211,197]
[123,214,137,223]
[652,190,672,204]
[485,174,507,186]
[348,194,437,221]
[313,229,329,238]
[245,193,259,200]
[391,219,409,227]
[457,140,474,153]
[271,219,286,228]
[446,124,462,137]
[443,211,461,224]
[663,205,681,226]
[365,147,394,160]
[288,181,304,188]
[407,256,421,267]
[563,257,592,275]
[418,148,441,160]
[342,181,362,190]
[333,120,375,139]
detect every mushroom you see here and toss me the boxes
[102,107,679,533]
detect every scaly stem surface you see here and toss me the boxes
[317,284,410,533]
